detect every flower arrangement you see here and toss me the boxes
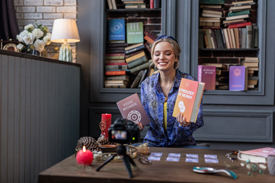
[16,22,52,53]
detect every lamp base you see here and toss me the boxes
[59,43,72,62]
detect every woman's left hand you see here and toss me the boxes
[176,113,191,127]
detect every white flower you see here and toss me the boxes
[23,33,34,45]
[43,33,52,45]
[24,24,34,31]
[17,30,28,42]
[34,39,45,52]
[16,35,23,42]
[32,28,44,39]
[17,43,24,50]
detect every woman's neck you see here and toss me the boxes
[159,68,176,85]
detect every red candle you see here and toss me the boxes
[101,113,112,138]
[76,146,93,166]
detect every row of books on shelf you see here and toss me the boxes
[200,0,256,29]
[199,25,258,49]
[107,0,160,10]
[198,57,259,91]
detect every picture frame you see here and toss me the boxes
[3,43,19,52]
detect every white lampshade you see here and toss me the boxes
[51,19,80,43]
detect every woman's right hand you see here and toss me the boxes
[137,122,144,131]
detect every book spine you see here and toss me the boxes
[199,0,225,5]
[150,0,154,9]
[241,27,246,49]
[144,35,155,44]
[125,45,145,55]
[205,29,213,48]
[209,29,216,49]
[246,25,252,49]
[234,28,239,49]
[125,52,145,62]
[105,76,129,80]
[105,63,127,66]
[199,29,204,49]
[127,56,148,69]
[220,29,226,48]
[154,0,160,8]
[254,25,258,48]
[105,56,125,60]
[203,29,209,48]
[144,29,158,39]
[107,0,113,9]
[130,70,143,88]
[227,10,250,16]
[228,22,251,28]
[238,28,242,49]
[130,61,152,73]
[105,65,128,70]
[105,71,126,76]
[198,65,202,82]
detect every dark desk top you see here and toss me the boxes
[39,147,275,183]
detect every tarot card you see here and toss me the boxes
[204,154,217,159]
[186,154,199,158]
[185,158,199,163]
[205,158,219,163]
[148,156,161,161]
[166,157,180,162]
[150,152,163,157]
[168,153,181,158]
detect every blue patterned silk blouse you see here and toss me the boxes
[140,69,204,147]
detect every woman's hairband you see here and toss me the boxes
[155,35,178,43]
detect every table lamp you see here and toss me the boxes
[51,19,80,62]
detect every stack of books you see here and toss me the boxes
[241,57,258,90]
[121,0,146,9]
[144,28,158,53]
[199,0,258,49]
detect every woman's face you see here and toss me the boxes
[153,41,178,72]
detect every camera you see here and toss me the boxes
[108,118,140,144]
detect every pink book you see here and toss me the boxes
[237,147,275,163]
[198,65,216,90]
[116,93,150,126]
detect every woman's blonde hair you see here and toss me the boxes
[149,37,181,71]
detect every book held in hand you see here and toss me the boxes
[172,78,205,123]
[237,147,275,163]
[116,93,150,126]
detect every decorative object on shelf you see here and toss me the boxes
[3,43,19,52]
[75,136,101,153]
[76,145,94,166]
[100,113,112,138]
[51,19,80,62]
[16,22,51,56]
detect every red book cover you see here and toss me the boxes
[150,0,154,9]
[238,147,275,163]
[198,65,216,90]
[116,93,150,126]
[228,22,251,28]
[105,70,126,76]
[172,78,205,123]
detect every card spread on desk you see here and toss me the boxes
[148,156,161,161]
[185,158,199,163]
[168,153,181,158]
[205,158,219,163]
[150,152,163,157]
[186,154,199,158]
[204,154,217,159]
[166,157,180,162]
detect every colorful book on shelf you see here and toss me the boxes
[105,65,128,71]
[198,65,216,90]
[228,22,251,29]
[130,60,152,73]
[172,78,205,123]
[127,55,148,69]
[126,22,144,44]
[105,85,126,88]
[116,93,150,126]
[105,70,126,76]
[106,63,127,66]
[227,10,250,17]
[138,69,148,88]
[225,14,249,21]
[105,75,129,81]
[125,51,146,62]
[229,66,248,91]
[108,19,125,41]
[237,147,275,163]
[105,59,125,64]
[199,0,225,5]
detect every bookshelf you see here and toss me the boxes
[198,0,259,91]
[103,0,161,89]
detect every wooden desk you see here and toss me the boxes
[39,147,275,183]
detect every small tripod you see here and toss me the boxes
[96,144,137,178]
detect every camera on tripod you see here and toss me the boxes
[108,118,140,144]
